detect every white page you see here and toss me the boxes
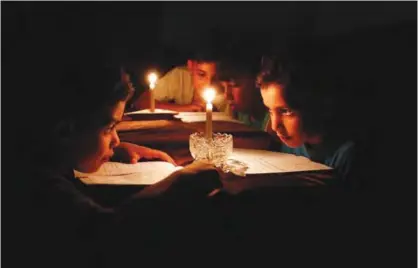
[176,112,229,118]
[74,161,183,185]
[125,108,178,115]
[175,112,243,124]
[229,148,332,174]
[176,112,207,116]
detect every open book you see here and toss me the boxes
[74,149,332,186]
[124,109,179,120]
[125,109,178,115]
[174,112,243,124]
[74,161,183,185]
[229,148,332,175]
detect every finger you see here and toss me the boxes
[153,151,177,166]
[195,159,214,165]
[130,152,140,163]
[160,153,177,166]
[183,160,214,173]
[190,161,216,170]
[166,156,177,166]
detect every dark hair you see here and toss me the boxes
[257,44,349,138]
[16,44,134,158]
[47,57,132,127]
[9,6,135,160]
[217,56,255,82]
[189,47,219,64]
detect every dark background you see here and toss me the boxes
[4,2,415,82]
[4,1,415,148]
[2,1,416,175]
[3,1,417,187]
[2,2,417,265]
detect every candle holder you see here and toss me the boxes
[189,132,249,176]
[189,132,233,167]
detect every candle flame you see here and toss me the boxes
[148,72,158,84]
[203,87,216,103]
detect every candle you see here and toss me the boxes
[147,72,158,112]
[223,80,234,116]
[206,102,213,140]
[203,88,216,140]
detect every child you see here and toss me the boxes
[257,44,363,184]
[15,43,223,267]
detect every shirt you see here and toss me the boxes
[236,111,270,131]
[153,66,226,111]
[279,139,356,182]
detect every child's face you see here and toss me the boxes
[188,60,217,100]
[261,83,305,148]
[227,78,252,112]
[73,101,126,173]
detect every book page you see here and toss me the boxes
[175,112,243,124]
[229,148,332,174]
[116,120,173,132]
[124,109,178,115]
[74,161,183,185]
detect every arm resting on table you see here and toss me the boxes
[133,90,205,112]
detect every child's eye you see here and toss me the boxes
[279,108,294,116]
[104,124,116,133]
[198,72,206,78]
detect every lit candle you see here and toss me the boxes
[203,88,216,140]
[223,80,234,116]
[147,72,158,112]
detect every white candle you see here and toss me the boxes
[150,86,155,112]
[206,102,213,140]
[148,73,158,112]
[203,88,216,140]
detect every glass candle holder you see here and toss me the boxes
[189,132,233,167]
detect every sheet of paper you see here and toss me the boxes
[125,109,178,115]
[74,161,183,185]
[229,148,332,174]
[176,112,207,116]
[116,120,173,132]
[175,112,243,124]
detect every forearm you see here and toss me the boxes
[113,142,158,160]
[119,161,221,200]
[133,91,204,112]
[130,169,183,198]
[117,142,148,151]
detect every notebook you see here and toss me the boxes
[74,161,183,185]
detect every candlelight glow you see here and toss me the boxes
[148,73,158,84]
[148,72,158,111]
[203,88,216,103]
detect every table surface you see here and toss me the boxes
[118,119,334,182]
[82,118,334,206]
[117,119,273,165]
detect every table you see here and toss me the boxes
[82,118,337,244]
[116,119,273,165]
[116,119,334,190]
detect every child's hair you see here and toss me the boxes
[189,47,220,64]
[15,38,134,158]
[257,39,351,138]
[8,5,134,160]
